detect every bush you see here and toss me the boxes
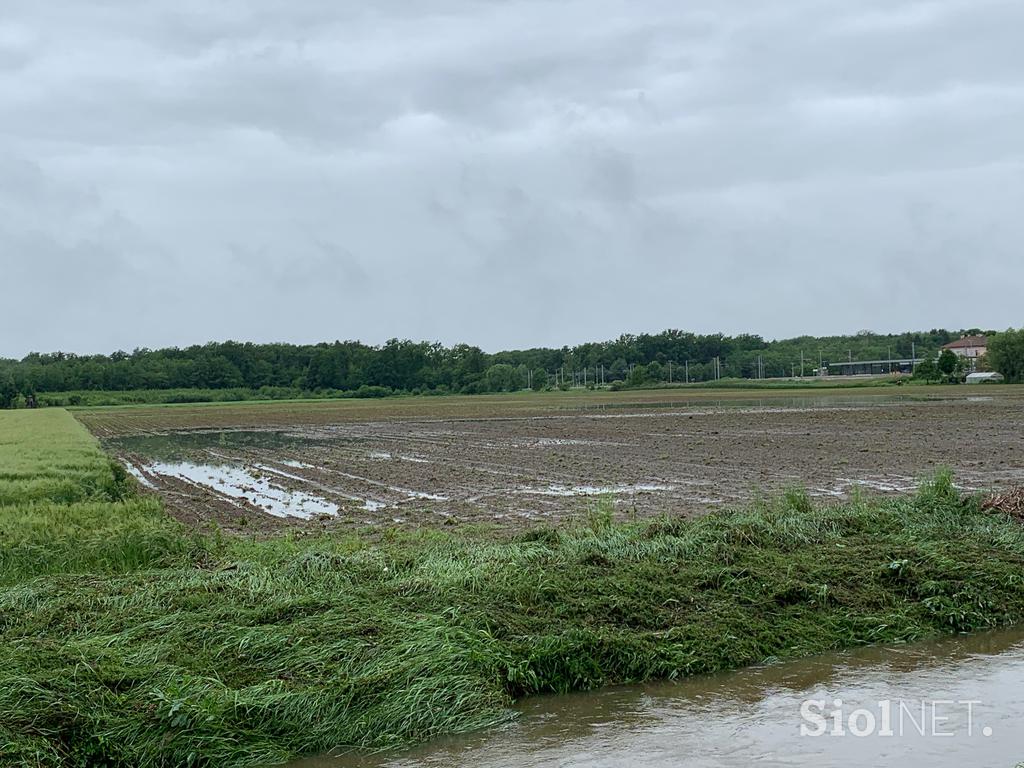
[351,385,393,399]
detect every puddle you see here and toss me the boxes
[533,438,596,446]
[140,461,344,519]
[368,452,431,464]
[314,466,449,502]
[520,483,676,497]
[400,455,430,464]
[121,461,156,489]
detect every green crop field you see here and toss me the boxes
[4,408,1024,766]
[0,410,185,586]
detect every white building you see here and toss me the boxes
[942,335,987,361]
[966,372,1004,384]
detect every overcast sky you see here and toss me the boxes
[1,0,1022,357]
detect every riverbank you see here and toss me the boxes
[3,410,1024,766]
[290,626,1024,768]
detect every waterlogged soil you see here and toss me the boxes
[288,626,1024,768]
[78,387,1024,532]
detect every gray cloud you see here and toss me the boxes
[1,0,1022,356]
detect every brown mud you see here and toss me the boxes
[77,387,1024,533]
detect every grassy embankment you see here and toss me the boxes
[4,409,1024,766]
[33,374,911,409]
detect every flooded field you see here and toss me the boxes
[78,386,1024,531]
[289,627,1024,768]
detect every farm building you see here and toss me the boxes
[966,372,1004,384]
[823,358,916,376]
[942,335,988,361]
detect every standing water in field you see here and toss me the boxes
[141,461,342,518]
[98,391,1024,528]
[287,627,1024,768]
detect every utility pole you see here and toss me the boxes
[800,350,805,378]
[668,361,673,383]
[685,360,689,383]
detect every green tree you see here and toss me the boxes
[484,364,515,392]
[0,374,16,409]
[914,358,938,381]
[513,364,529,390]
[987,329,1024,383]
[937,350,958,377]
[627,364,647,386]
[531,368,547,391]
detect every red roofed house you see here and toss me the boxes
[942,335,988,364]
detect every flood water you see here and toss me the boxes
[101,390,1024,525]
[288,627,1024,768]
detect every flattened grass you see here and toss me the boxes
[3,410,1024,766]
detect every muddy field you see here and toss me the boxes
[76,387,1024,532]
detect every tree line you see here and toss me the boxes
[0,327,1013,407]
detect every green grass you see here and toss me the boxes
[25,378,906,409]
[0,410,134,505]
[3,411,1024,766]
[0,410,186,584]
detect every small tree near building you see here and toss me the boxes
[937,349,958,378]
[913,357,939,382]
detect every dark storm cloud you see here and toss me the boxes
[1,0,1022,356]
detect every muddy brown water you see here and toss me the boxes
[287,627,1024,768]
